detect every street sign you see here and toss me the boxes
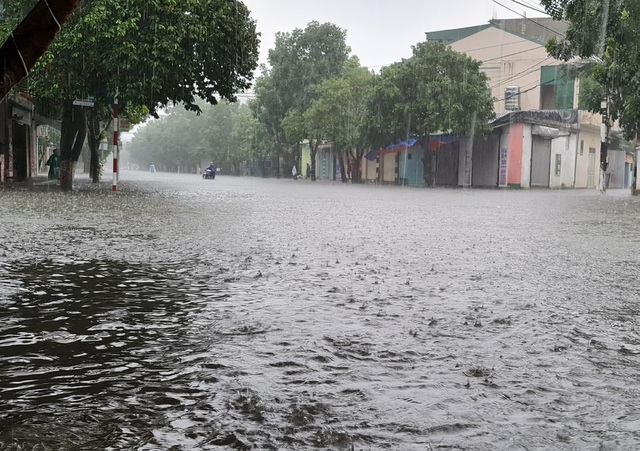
[37,125,49,137]
[73,99,94,107]
[120,118,131,132]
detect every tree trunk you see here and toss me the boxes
[350,147,364,183]
[0,0,84,101]
[87,110,106,183]
[59,159,76,190]
[59,101,87,191]
[338,152,348,183]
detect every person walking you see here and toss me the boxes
[45,148,60,180]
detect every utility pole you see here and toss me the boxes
[599,96,610,194]
[112,97,119,192]
[598,0,611,194]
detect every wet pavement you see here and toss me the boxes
[1,171,640,450]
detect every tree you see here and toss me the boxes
[10,0,259,190]
[253,22,350,180]
[0,0,83,100]
[304,58,375,183]
[373,42,494,186]
[127,101,265,175]
[541,0,640,137]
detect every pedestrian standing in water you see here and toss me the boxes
[292,164,298,180]
[306,163,311,179]
[45,148,60,180]
[149,162,156,173]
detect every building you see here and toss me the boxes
[0,93,38,183]
[425,17,630,189]
[426,18,570,113]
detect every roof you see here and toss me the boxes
[490,17,567,44]
[425,25,491,44]
[426,17,568,46]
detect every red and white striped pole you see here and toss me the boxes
[112,98,119,192]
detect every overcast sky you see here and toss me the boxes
[241,0,548,70]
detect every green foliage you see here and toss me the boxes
[2,0,259,125]
[541,0,640,137]
[304,58,374,152]
[127,102,266,173]
[128,21,495,181]
[253,21,351,148]
[373,42,494,143]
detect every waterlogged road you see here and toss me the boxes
[1,171,639,450]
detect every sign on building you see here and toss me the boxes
[504,86,520,111]
[37,125,49,137]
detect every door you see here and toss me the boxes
[531,136,551,187]
[587,147,596,188]
[12,122,28,180]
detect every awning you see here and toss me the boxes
[531,125,560,138]
[365,135,459,161]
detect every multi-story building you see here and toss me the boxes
[423,18,633,189]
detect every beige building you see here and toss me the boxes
[427,18,571,113]
[426,18,632,189]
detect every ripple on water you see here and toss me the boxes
[1,176,640,449]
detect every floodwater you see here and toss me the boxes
[1,171,639,450]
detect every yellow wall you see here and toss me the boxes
[382,154,396,182]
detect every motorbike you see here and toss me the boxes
[203,168,216,179]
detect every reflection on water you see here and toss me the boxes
[1,172,640,450]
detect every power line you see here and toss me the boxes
[491,0,564,38]
[490,56,553,88]
[481,45,544,63]
[494,79,556,102]
[506,0,548,15]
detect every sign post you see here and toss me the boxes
[112,98,119,192]
[72,99,94,107]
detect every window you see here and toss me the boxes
[555,154,562,176]
[540,66,576,109]
[407,153,412,160]
[580,140,584,155]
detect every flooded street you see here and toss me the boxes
[1,172,640,450]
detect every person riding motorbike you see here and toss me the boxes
[204,162,216,179]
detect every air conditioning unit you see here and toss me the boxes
[504,86,520,111]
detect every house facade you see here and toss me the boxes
[426,18,631,189]
[0,94,39,183]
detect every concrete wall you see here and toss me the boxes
[506,123,524,187]
[521,124,533,188]
[382,153,396,183]
[499,127,510,187]
[451,26,560,112]
[549,133,577,188]
[576,112,603,188]
[399,147,424,186]
[301,143,311,179]
[361,158,378,182]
